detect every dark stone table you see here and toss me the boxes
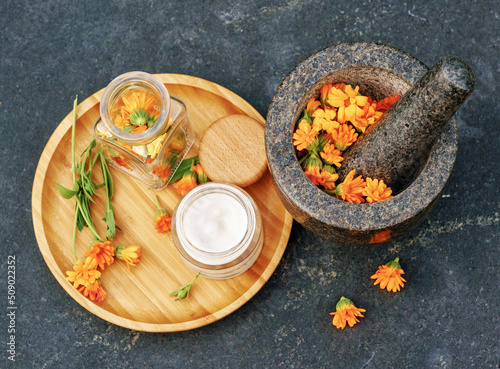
[1,1,498,368]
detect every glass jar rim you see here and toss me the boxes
[99,71,171,145]
[172,182,258,265]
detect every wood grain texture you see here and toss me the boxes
[199,114,267,188]
[32,74,293,332]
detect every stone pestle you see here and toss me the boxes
[337,56,475,193]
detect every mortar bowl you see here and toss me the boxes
[265,42,458,245]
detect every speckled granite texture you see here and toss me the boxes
[2,1,499,368]
[266,43,465,245]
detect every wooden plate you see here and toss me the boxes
[32,74,293,332]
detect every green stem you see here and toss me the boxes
[76,199,103,242]
[72,210,78,264]
[154,194,161,209]
[71,96,78,184]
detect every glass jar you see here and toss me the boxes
[172,182,264,279]
[95,71,194,189]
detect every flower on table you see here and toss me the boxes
[173,168,198,196]
[192,164,210,184]
[153,195,172,233]
[371,257,406,292]
[66,257,101,288]
[84,240,115,270]
[78,280,106,303]
[330,296,366,329]
[115,245,142,269]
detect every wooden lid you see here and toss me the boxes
[199,114,267,187]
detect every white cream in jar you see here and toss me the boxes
[172,182,263,279]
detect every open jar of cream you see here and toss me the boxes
[172,182,264,279]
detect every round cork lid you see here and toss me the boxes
[199,114,267,187]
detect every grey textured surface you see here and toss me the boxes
[1,1,499,368]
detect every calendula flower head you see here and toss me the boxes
[304,97,321,119]
[327,85,368,124]
[320,143,344,168]
[78,280,106,303]
[335,169,366,204]
[153,195,172,233]
[170,130,186,152]
[330,124,358,151]
[330,296,366,329]
[173,168,198,196]
[319,83,333,107]
[84,240,115,270]
[292,120,320,151]
[120,91,158,122]
[115,245,141,269]
[302,153,323,186]
[66,257,101,288]
[110,153,131,170]
[376,95,401,113]
[362,177,393,203]
[353,100,382,133]
[312,107,337,131]
[192,164,210,184]
[153,164,171,181]
[317,167,339,190]
[371,257,406,292]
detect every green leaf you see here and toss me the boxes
[169,156,200,183]
[56,182,78,199]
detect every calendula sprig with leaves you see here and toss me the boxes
[170,273,200,301]
[56,97,118,263]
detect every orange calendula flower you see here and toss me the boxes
[292,120,320,151]
[317,168,339,190]
[66,257,101,288]
[319,83,333,107]
[154,195,172,233]
[84,240,115,270]
[110,154,131,170]
[335,169,366,204]
[327,85,368,124]
[305,97,322,115]
[173,169,198,196]
[354,100,382,133]
[301,153,323,185]
[192,164,210,184]
[153,164,171,181]
[115,245,141,269]
[320,143,344,168]
[330,124,358,151]
[376,95,401,113]
[362,177,393,203]
[371,257,406,292]
[330,296,366,329]
[78,280,106,303]
[120,91,158,120]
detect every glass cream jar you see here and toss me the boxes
[95,71,194,189]
[172,182,264,279]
